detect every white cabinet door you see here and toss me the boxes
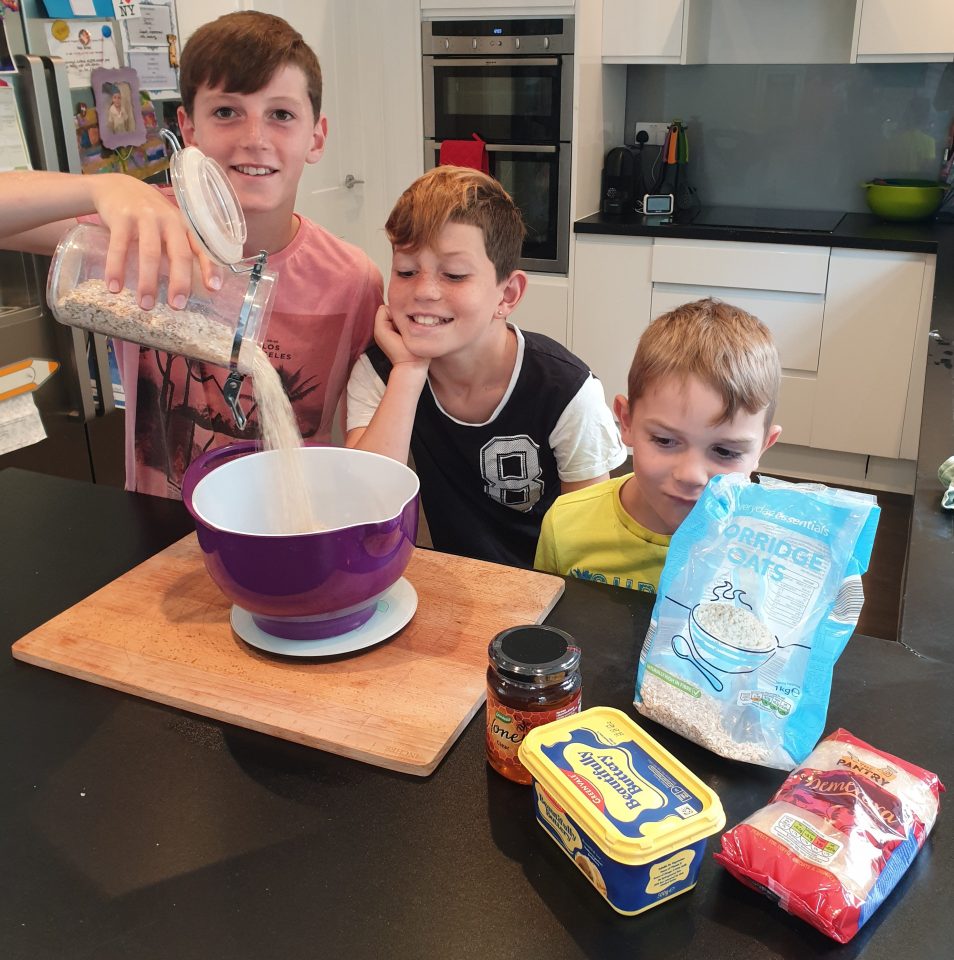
[812,249,926,459]
[571,235,654,401]
[854,0,954,61]
[602,0,687,63]
[516,274,570,347]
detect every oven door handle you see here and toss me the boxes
[428,57,560,68]
[431,141,557,154]
[485,143,557,153]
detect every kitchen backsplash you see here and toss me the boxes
[625,62,954,212]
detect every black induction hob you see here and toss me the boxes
[671,205,846,233]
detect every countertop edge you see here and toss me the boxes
[573,211,949,254]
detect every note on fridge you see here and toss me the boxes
[0,85,31,172]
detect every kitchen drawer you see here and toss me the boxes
[652,239,830,295]
[650,284,824,372]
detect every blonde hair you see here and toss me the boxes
[385,166,525,282]
[627,298,780,428]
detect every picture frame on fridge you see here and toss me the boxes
[92,65,145,150]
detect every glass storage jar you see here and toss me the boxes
[46,145,275,427]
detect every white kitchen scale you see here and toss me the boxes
[230,578,418,658]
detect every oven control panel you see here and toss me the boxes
[423,18,574,56]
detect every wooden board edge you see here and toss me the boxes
[11,642,474,777]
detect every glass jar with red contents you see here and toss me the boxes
[486,625,582,784]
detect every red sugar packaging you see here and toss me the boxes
[714,729,944,943]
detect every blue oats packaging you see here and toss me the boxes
[518,707,725,915]
[634,474,880,770]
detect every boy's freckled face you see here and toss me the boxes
[178,64,325,217]
[615,374,780,536]
[387,222,516,360]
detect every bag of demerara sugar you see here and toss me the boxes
[634,474,880,770]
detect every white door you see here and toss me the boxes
[252,0,423,275]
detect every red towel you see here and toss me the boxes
[439,134,489,173]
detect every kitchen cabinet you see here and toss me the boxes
[812,248,935,459]
[569,234,935,485]
[570,234,654,399]
[517,273,571,347]
[852,0,954,62]
[601,0,689,63]
[601,0,858,65]
[648,239,827,449]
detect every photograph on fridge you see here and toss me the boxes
[92,66,145,149]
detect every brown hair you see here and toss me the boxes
[179,12,322,120]
[385,166,526,282]
[627,298,781,428]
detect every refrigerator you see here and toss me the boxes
[0,1,173,485]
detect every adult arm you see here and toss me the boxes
[0,170,218,310]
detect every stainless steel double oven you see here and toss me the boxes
[422,17,574,275]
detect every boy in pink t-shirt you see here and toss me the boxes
[0,12,382,497]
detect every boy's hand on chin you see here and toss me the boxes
[374,304,429,372]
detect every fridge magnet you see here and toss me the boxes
[93,66,146,150]
[167,33,177,68]
[113,0,141,20]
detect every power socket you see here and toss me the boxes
[633,122,668,146]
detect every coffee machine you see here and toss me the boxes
[600,144,641,215]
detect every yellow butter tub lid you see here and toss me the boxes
[518,706,725,865]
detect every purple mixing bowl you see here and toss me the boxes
[183,442,419,641]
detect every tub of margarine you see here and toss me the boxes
[518,705,725,915]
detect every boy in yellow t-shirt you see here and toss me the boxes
[534,298,783,592]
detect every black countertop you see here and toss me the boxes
[2,467,953,960]
[575,207,954,253]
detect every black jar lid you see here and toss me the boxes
[489,625,581,684]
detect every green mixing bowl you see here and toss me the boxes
[862,178,947,222]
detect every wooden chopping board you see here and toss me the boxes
[12,534,564,776]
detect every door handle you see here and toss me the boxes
[344,174,365,189]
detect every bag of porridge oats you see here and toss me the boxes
[714,729,944,943]
[634,474,879,769]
